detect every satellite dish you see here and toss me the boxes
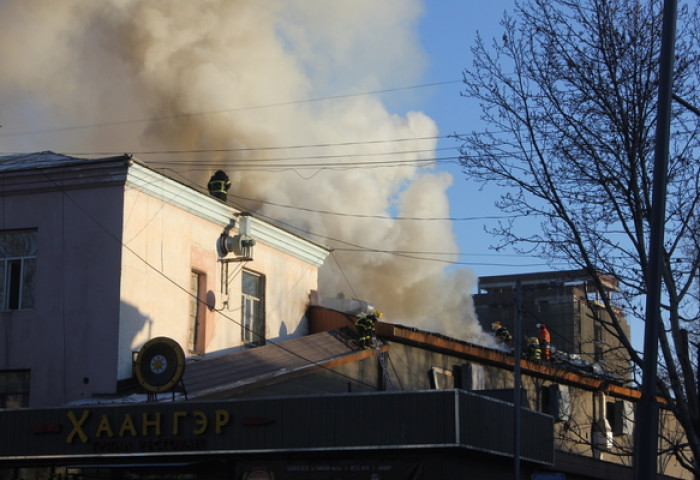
[134,337,186,393]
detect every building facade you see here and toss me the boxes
[474,270,632,379]
[0,153,691,479]
[0,152,328,407]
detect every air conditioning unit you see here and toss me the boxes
[218,233,255,259]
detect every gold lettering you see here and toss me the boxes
[193,411,207,435]
[119,414,137,437]
[215,410,230,434]
[172,411,187,435]
[95,414,114,438]
[66,410,89,444]
[142,412,161,436]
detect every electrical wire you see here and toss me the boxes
[0,80,462,139]
[242,207,555,268]
[40,168,379,392]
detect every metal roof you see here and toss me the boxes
[0,151,130,172]
[183,329,373,399]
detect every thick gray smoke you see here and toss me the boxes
[0,0,494,345]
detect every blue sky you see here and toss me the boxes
[414,1,553,280]
[415,2,646,351]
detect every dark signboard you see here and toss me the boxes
[237,459,422,480]
[0,390,553,465]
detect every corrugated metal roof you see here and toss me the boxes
[183,329,372,399]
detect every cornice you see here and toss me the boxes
[126,161,329,267]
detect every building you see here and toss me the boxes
[0,306,690,479]
[474,270,633,379]
[0,152,328,408]
[0,153,691,479]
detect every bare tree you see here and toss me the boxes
[458,0,700,473]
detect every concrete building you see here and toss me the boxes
[0,152,328,408]
[0,153,691,479]
[0,306,691,479]
[474,270,633,379]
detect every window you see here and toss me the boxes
[241,271,265,345]
[188,271,206,353]
[1,229,37,311]
[607,399,634,436]
[0,370,30,408]
[429,366,454,390]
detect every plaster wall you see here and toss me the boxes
[117,187,318,379]
[0,185,124,406]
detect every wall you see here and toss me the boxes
[117,186,320,379]
[382,340,690,479]
[0,179,124,407]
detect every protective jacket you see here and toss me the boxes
[355,312,380,349]
[538,324,551,360]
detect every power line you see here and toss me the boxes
[224,191,519,222]
[41,167,378,391]
[0,80,462,139]
[245,207,552,268]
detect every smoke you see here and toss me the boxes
[0,0,493,345]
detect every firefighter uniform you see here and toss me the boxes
[492,321,513,344]
[208,170,231,201]
[537,323,551,360]
[355,311,381,349]
[526,337,542,361]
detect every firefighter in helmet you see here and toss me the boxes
[355,311,382,349]
[207,170,231,201]
[526,337,542,361]
[491,321,513,345]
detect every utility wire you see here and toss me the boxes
[246,207,553,268]
[40,167,378,391]
[224,190,520,222]
[0,80,461,139]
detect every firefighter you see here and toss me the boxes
[355,311,382,349]
[207,170,231,201]
[537,323,551,360]
[491,321,513,344]
[526,337,542,361]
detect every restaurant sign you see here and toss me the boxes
[0,401,257,459]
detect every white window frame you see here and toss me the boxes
[241,270,265,345]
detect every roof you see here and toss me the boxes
[0,151,130,172]
[0,151,330,266]
[308,306,642,401]
[477,269,619,292]
[183,329,378,399]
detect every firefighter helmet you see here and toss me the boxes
[491,321,502,330]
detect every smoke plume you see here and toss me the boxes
[0,0,494,345]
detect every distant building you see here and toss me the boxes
[474,270,632,379]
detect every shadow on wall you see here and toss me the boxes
[275,313,313,343]
[119,300,153,381]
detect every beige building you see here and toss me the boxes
[0,153,690,479]
[0,152,328,407]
